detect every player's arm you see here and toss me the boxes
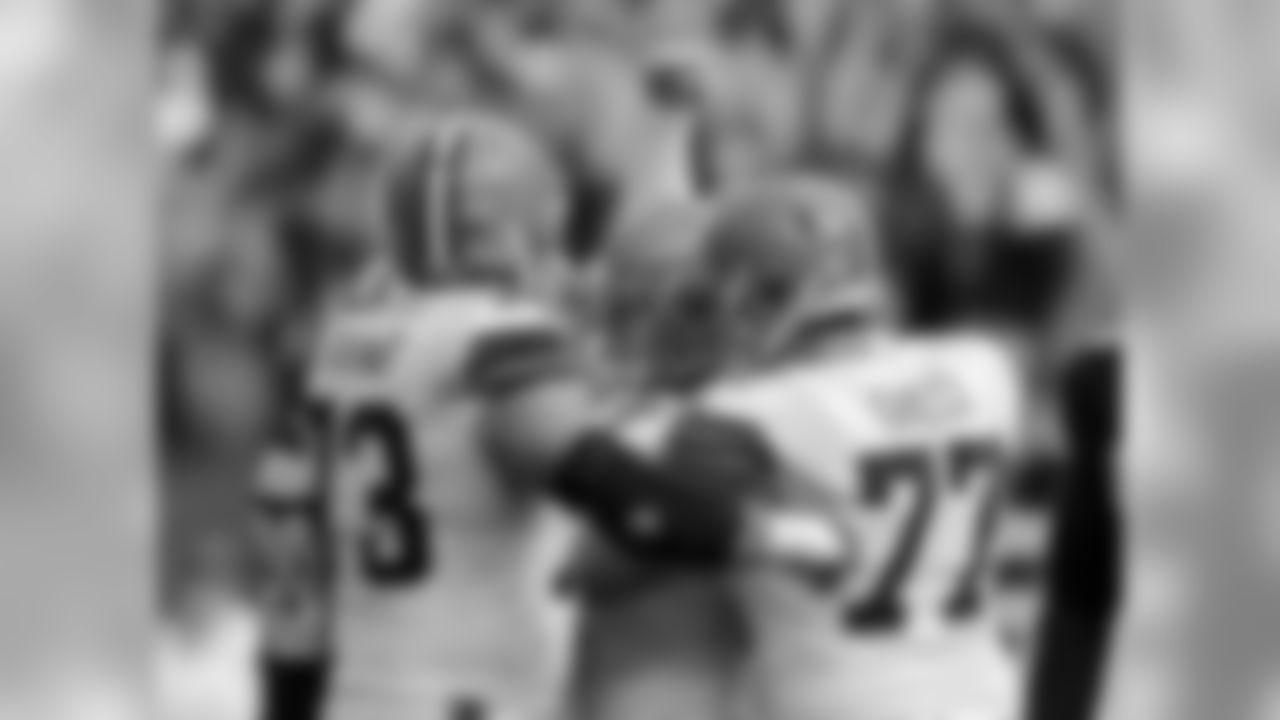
[253,430,330,720]
[470,328,846,571]
[1026,350,1123,720]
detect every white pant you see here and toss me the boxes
[747,640,1019,720]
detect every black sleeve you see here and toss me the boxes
[260,656,328,720]
[547,433,748,569]
[1044,348,1123,616]
[1027,348,1123,720]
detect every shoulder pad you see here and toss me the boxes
[313,303,410,380]
[464,323,579,397]
[907,334,1025,440]
[954,334,1022,402]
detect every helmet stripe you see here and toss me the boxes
[386,122,470,285]
[387,138,431,284]
[433,122,470,280]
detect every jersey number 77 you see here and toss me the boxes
[307,399,432,588]
[845,439,1005,633]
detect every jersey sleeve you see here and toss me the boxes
[464,320,584,397]
[554,410,780,598]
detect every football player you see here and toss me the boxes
[650,173,1031,720]
[274,111,848,720]
[568,198,748,720]
[254,404,334,720]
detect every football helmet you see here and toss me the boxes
[679,172,894,372]
[381,110,572,296]
[592,199,714,391]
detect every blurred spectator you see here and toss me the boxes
[1027,0,1112,104]
[882,21,1075,333]
[688,43,802,189]
[804,0,929,170]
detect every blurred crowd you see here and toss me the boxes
[157,0,1115,619]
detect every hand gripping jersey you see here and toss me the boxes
[307,289,581,720]
[701,335,1025,720]
[569,400,744,720]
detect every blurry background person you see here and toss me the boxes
[879,16,1121,720]
[882,23,1067,332]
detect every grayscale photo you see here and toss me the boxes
[157,1,1118,720]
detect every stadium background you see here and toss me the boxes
[140,1,1270,720]
[0,0,1277,718]
[157,0,1118,718]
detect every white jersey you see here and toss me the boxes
[702,335,1025,720]
[308,289,581,720]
